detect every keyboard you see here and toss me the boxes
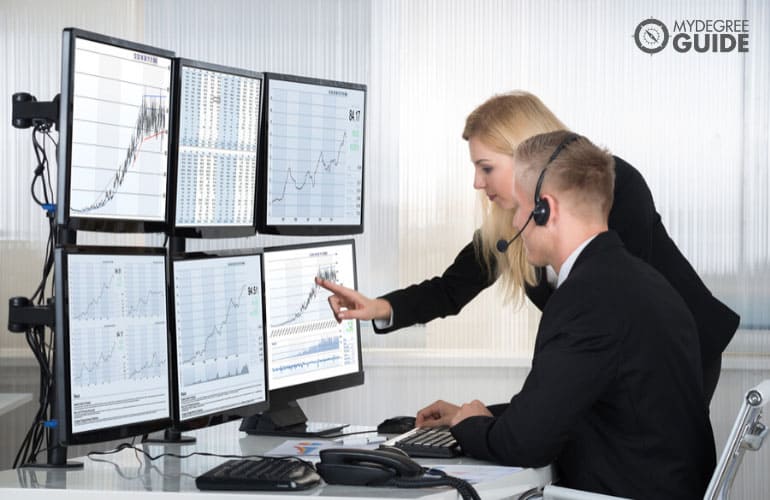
[382,426,461,458]
[195,457,321,491]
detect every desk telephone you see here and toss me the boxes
[316,447,424,486]
[316,448,481,500]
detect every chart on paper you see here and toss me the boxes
[263,242,359,389]
[66,253,170,432]
[265,78,364,226]
[68,38,172,221]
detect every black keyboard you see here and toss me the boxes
[195,457,321,491]
[382,426,461,458]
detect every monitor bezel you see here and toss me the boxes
[56,28,175,234]
[257,73,366,236]
[167,249,270,432]
[168,59,263,239]
[54,245,172,446]
[261,238,364,403]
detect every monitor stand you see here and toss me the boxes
[239,399,348,437]
[143,427,196,445]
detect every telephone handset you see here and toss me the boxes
[316,447,424,486]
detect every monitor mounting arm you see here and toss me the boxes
[12,92,60,130]
[7,297,55,333]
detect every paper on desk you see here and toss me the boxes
[264,439,381,457]
[424,464,522,484]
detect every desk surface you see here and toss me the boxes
[0,393,32,416]
[0,421,552,499]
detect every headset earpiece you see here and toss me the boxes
[532,197,550,226]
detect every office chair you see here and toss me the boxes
[704,378,769,499]
[518,379,770,500]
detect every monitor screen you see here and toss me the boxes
[170,59,262,238]
[54,246,171,445]
[170,251,268,430]
[258,73,366,235]
[57,28,174,233]
[243,239,363,436]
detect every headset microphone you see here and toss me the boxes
[496,212,534,253]
[496,132,580,253]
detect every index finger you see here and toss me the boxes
[315,277,353,296]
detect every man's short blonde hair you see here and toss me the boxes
[515,131,615,221]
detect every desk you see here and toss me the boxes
[0,421,552,499]
[0,392,32,416]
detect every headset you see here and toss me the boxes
[532,132,580,226]
[496,132,581,252]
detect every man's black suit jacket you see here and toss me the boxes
[375,157,739,399]
[450,231,716,499]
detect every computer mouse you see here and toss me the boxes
[377,416,416,434]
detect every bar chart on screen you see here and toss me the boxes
[263,242,359,389]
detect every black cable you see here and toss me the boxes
[385,468,482,500]
[86,442,315,469]
[42,128,56,203]
[13,326,52,467]
[12,120,58,468]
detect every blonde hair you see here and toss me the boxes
[462,91,567,305]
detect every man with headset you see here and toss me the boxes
[415,131,716,499]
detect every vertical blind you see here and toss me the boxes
[1,0,768,357]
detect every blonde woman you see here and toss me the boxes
[318,91,738,403]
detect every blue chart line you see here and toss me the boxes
[174,256,265,391]
[68,255,169,387]
[181,284,248,365]
[125,289,164,317]
[72,274,117,320]
[272,355,342,375]
[72,326,167,385]
[73,96,168,214]
[73,336,120,384]
[270,132,346,204]
[128,351,167,380]
[184,362,251,387]
[273,336,340,361]
[271,265,339,328]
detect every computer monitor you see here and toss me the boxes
[168,250,269,435]
[241,239,364,436]
[53,246,171,445]
[56,28,174,233]
[257,73,366,236]
[169,59,263,238]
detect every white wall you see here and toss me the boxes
[1,0,769,497]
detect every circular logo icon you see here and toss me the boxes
[634,18,669,54]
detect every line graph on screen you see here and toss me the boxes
[266,79,364,226]
[68,38,172,221]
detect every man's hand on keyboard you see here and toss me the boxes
[450,399,493,426]
[416,400,460,427]
[416,399,493,428]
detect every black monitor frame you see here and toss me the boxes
[166,249,269,433]
[56,28,175,233]
[168,59,263,239]
[53,245,172,445]
[257,73,366,236]
[242,239,364,436]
